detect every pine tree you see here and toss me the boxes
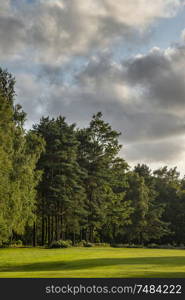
[77,112,122,242]
[33,116,87,245]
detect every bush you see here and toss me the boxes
[15,239,23,246]
[83,242,94,247]
[110,244,125,248]
[147,243,159,249]
[94,243,110,247]
[147,243,176,249]
[74,240,86,247]
[128,244,144,248]
[49,240,72,248]
[158,244,175,249]
[49,241,61,248]
[10,240,23,247]
[0,242,10,248]
[111,243,144,248]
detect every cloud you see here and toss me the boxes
[124,46,185,112]
[0,0,183,62]
[16,41,185,166]
[123,138,185,163]
[16,43,185,155]
[2,0,185,172]
[15,73,49,127]
[0,16,25,59]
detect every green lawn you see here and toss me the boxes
[0,247,185,278]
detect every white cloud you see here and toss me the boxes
[0,0,183,62]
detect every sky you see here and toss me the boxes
[1,0,185,174]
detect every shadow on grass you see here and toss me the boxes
[1,256,185,277]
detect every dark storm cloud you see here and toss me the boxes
[124,46,185,111]
[0,16,25,57]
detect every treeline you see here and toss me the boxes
[0,68,44,244]
[0,68,185,247]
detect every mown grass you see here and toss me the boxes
[0,247,185,278]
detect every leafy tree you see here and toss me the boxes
[101,158,133,243]
[153,167,182,244]
[0,68,44,244]
[125,172,149,243]
[133,164,170,243]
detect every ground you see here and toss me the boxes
[0,247,185,278]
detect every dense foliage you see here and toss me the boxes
[0,68,44,245]
[0,68,185,247]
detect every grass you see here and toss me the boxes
[0,247,185,277]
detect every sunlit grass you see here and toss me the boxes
[0,247,185,278]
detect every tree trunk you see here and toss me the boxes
[73,231,76,245]
[41,216,45,246]
[41,198,45,246]
[48,215,51,245]
[55,215,59,241]
[51,214,54,242]
[80,229,82,241]
[90,225,94,243]
[33,222,36,247]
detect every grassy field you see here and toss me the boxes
[0,247,185,278]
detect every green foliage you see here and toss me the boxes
[83,242,94,247]
[0,68,44,244]
[10,240,23,248]
[111,244,144,248]
[49,240,72,248]
[33,116,87,245]
[147,243,159,249]
[76,113,124,243]
[94,243,110,247]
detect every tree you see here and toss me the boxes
[0,89,14,242]
[0,68,44,244]
[77,112,122,242]
[125,172,150,243]
[33,116,87,245]
[101,158,133,243]
[153,167,182,244]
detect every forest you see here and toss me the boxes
[1,67,185,248]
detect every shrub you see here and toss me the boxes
[158,244,174,249]
[60,240,72,248]
[74,240,86,247]
[111,243,144,248]
[49,240,72,248]
[127,244,144,248]
[83,242,94,247]
[110,244,125,248]
[15,239,23,246]
[147,243,159,249]
[49,241,61,248]
[147,243,175,249]
[0,242,10,248]
[94,243,110,247]
[10,239,23,247]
